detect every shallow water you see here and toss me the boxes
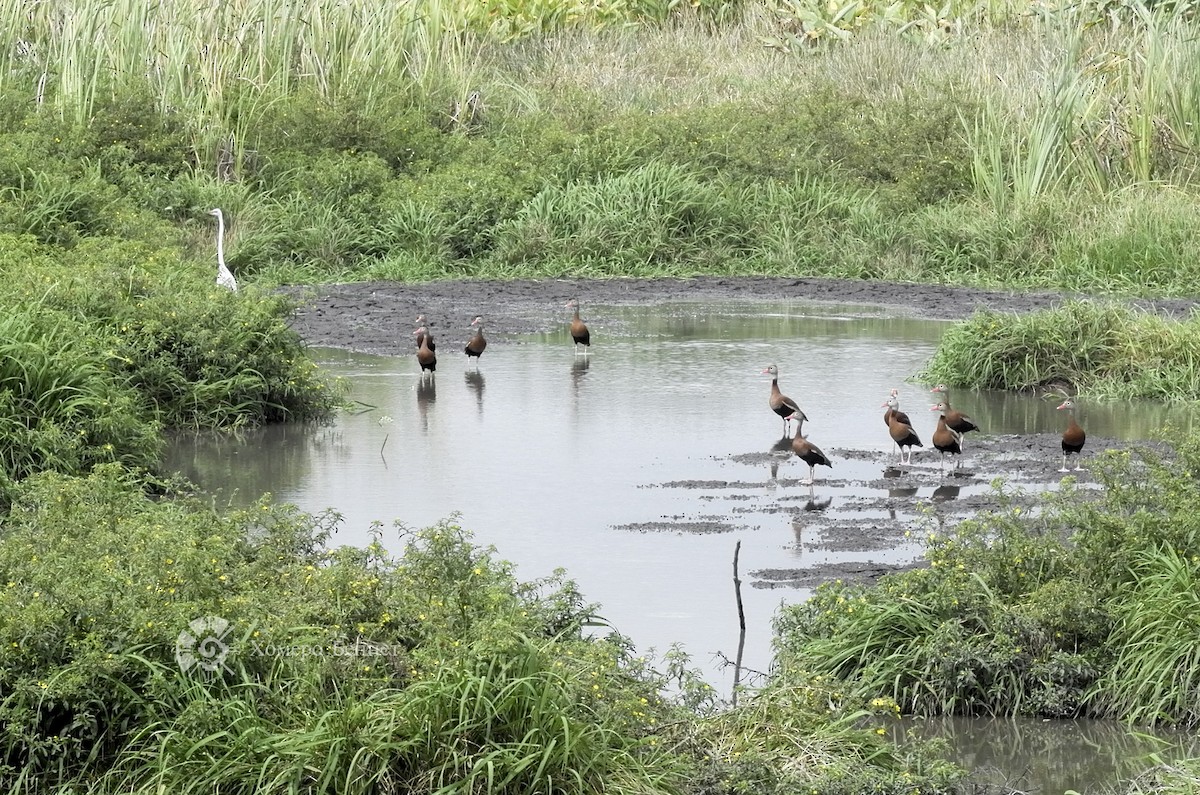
[896,715,1200,793]
[166,300,1189,686]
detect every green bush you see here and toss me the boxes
[0,466,686,794]
[920,300,1200,400]
[771,432,1200,727]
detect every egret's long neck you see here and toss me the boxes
[215,214,226,267]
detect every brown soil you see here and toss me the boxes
[285,276,1178,588]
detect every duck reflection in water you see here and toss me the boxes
[464,370,485,415]
[416,377,436,432]
[932,484,961,503]
[803,489,832,513]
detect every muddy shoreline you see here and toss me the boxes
[285,276,1169,588]
[284,275,1198,357]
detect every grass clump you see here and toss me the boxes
[772,431,1200,727]
[920,300,1200,400]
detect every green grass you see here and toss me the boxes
[920,300,1200,400]
[771,433,1200,729]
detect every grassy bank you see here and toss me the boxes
[921,301,1200,401]
[0,234,339,500]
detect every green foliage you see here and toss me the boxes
[0,467,677,793]
[920,300,1200,400]
[0,235,340,428]
[494,161,753,276]
[772,432,1200,727]
[0,306,161,494]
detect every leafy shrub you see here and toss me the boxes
[0,234,340,429]
[920,300,1200,399]
[0,467,685,794]
[0,308,161,494]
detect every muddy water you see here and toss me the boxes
[167,299,1186,682]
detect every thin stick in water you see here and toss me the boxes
[732,539,747,707]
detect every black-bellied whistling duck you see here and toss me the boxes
[464,315,486,367]
[414,315,436,352]
[882,388,911,454]
[1057,397,1086,472]
[790,411,832,486]
[565,298,590,354]
[884,393,922,465]
[930,402,963,473]
[415,326,437,378]
[882,388,911,427]
[762,364,804,434]
[930,384,979,445]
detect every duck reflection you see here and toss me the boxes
[932,484,961,503]
[803,492,832,513]
[571,356,590,385]
[770,435,793,453]
[416,377,436,432]
[464,370,485,415]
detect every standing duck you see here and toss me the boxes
[1057,397,1086,472]
[414,315,436,352]
[415,326,437,378]
[930,384,979,446]
[763,364,804,435]
[930,402,964,473]
[884,393,922,465]
[464,315,486,367]
[790,411,832,486]
[882,388,911,454]
[565,298,590,354]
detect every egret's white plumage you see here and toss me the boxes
[208,208,238,292]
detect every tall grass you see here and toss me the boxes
[0,306,160,491]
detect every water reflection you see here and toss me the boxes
[770,435,793,453]
[464,370,485,416]
[802,493,832,513]
[897,715,1200,792]
[931,484,961,503]
[416,378,436,432]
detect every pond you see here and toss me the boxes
[166,299,1195,789]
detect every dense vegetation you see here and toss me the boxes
[0,466,960,794]
[3,0,1200,792]
[0,0,1197,293]
[922,301,1200,400]
[774,431,1200,732]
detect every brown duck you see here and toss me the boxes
[763,364,804,435]
[790,410,832,485]
[1057,397,1086,472]
[464,315,486,367]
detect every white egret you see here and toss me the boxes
[208,208,238,292]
